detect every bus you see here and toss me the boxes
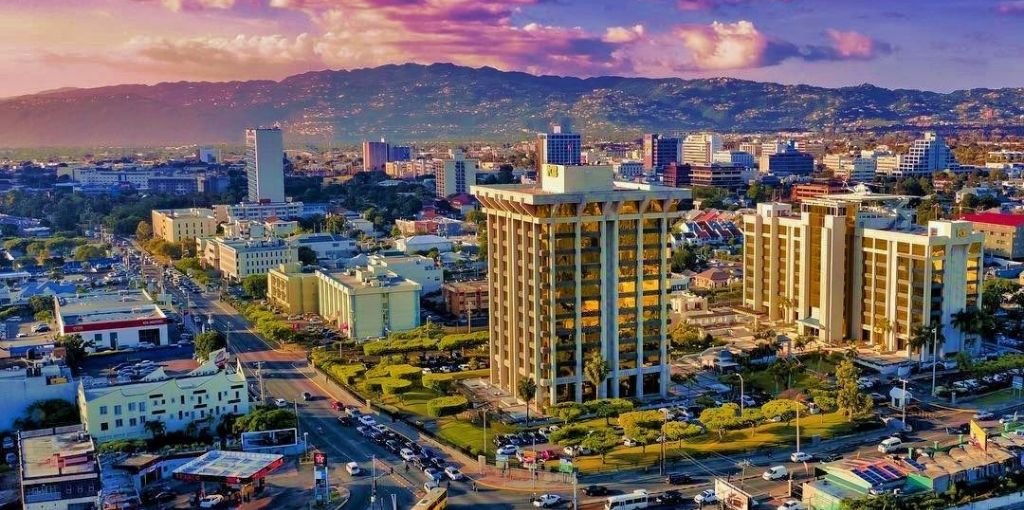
[604,489,649,510]
[412,488,447,510]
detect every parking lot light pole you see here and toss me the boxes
[900,378,908,427]
[931,326,939,397]
[737,374,745,414]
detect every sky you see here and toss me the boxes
[1,0,1022,97]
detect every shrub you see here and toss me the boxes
[426,396,468,417]
[388,364,423,383]
[366,377,412,395]
[422,369,488,385]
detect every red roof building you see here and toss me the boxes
[962,212,1024,260]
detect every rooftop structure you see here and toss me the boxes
[19,425,101,510]
[55,291,170,350]
[173,450,284,484]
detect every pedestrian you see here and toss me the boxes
[390,466,394,475]
[472,481,477,492]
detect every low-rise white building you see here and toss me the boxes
[394,235,453,255]
[316,266,421,340]
[0,364,76,431]
[287,233,358,261]
[55,292,170,351]
[78,350,249,443]
[19,425,101,510]
[364,254,443,294]
[199,237,299,280]
[221,219,299,239]
[212,201,307,223]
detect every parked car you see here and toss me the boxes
[198,495,224,508]
[694,489,718,505]
[778,500,805,510]
[400,448,418,461]
[345,462,361,475]
[532,494,563,508]
[497,444,519,456]
[762,466,788,481]
[878,437,903,454]
[820,453,843,463]
[274,398,288,408]
[790,451,814,462]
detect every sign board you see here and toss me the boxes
[313,451,327,467]
[241,428,298,451]
[714,478,752,510]
[558,458,574,474]
[970,420,988,451]
[1014,376,1023,390]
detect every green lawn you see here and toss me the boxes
[972,388,1024,408]
[568,411,857,474]
[733,353,835,396]
[436,418,516,457]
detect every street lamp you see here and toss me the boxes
[899,378,909,427]
[930,326,939,397]
[303,432,309,457]
[737,374,746,414]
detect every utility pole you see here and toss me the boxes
[795,408,801,454]
[481,408,487,475]
[371,455,378,505]
[571,472,578,510]
[900,378,908,427]
[931,326,939,396]
[738,374,745,414]
[257,361,266,404]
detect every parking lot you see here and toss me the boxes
[80,343,197,380]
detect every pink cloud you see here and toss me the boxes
[676,0,788,11]
[826,29,892,60]
[675,20,768,70]
[603,25,645,44]
[996,1,1024,14]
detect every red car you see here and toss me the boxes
[330,400,343,411]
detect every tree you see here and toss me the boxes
[195,330,227,361]
[585,398,634,425]
[835,359,872,421]
[135,220,152,241]
[581,428,619,463]
[699,404,740,441]
[297,246,318,266]
[951,308,980,350]
[517,377,537,425]
[746,183,772,203]
[551,402,586,425]
[617,410,665,453]
[664,421,704,447]
[909,325,943,361]
[15,399,80,430]
[28,295,53,314]
[584,352,610,397]
[233,408,298,433]
[760,399,804,425]
[56,334,92,375]
[242,274,268,299]
[144,420,167,438]
[982,278,1019,314]
[72,244,107,262]
[34,310,52,322]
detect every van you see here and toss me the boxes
[878,437,903,453]
[762,465,788,480]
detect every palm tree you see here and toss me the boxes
[879,320,894,350]
[909,325,943,361]
[778,296,792,321]
[143,420,166,438]
[517,377,537,426]
[952,308,979,351]
[584,352,610,399]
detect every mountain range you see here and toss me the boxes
[1,63,1023,147]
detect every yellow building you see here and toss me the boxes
[197,237,298,281]
[742,191,983,358]
[267,263,319,315]
[316,266,421,340]
[472,164,690,407]
[151,208,218,243]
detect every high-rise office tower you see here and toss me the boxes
[472,165,691,408]
[436,150,480,198]
[681,133,723,165]
[758,142,814,177]
[642,134,682,172]
[742,195,983,357]
[896,132,959,176]
[535,125,582,176]
[245,127,285,203]
[362,140,391,172]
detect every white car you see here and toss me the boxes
[778,500,805,510]
[444,466,464,480]
[198,495,224,508]
[345,462,361,475]
[400,448,417,461]
[358,415,377,426]
[424,479,440,491]
[532,494,563,508]
[497,444,519,456]
[623,437,640,447]
[694,489,718,504]
[975,410,996,421]
[274,398,289,408]
[423,467,444,482]
[372,424,388,434]
[790,451,814,463]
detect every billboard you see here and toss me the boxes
[241,428,298,451]
[715,478,753,510]
[970,419,988,451]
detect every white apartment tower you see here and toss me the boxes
[245,127,285,203]
[896,132,960,176]
[682,133,723,165]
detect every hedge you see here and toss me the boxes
[426,396,468,417]
[327,364,366,385]
[363,337,438,357]
[388,364,423,381]
[366,377,412,395]
[437,331,489,352]
[422,368,488,385]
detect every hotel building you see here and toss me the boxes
[472,164,691,407]
[151,208,218,243]
[742,191,983,358]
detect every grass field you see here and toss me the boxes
[971,388,1024,408]
[436,418,516,457]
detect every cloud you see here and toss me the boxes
[603,25,645,44]
[996,1,1024,14]
[675,20,767,70]
[136,0,237,11]
[826,29,892,59]
[676,0,788,11]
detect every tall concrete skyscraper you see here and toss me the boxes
[472,165,690,408]
[642,133,682,172]
[535,125,582,175]
[363,139,391,172]
[245,127,285,203]
[682,133,723,165]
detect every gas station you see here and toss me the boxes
[173,450,285,502]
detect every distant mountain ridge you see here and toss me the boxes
[1,63,1023,147]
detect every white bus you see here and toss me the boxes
[605,489,649,510]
